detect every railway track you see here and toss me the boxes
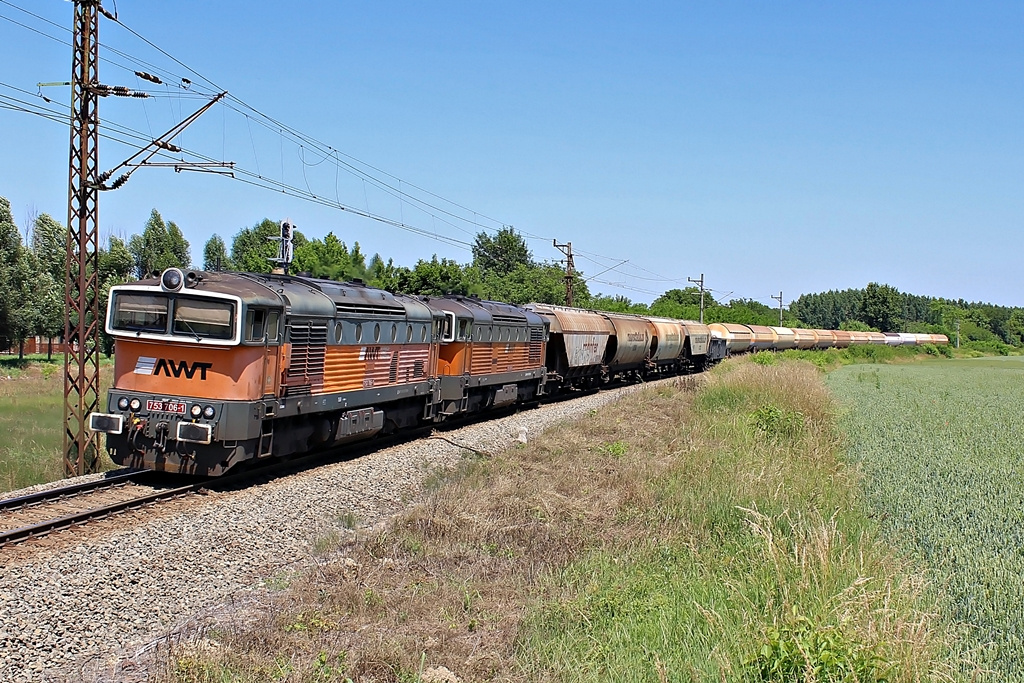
[0,471,199,547]
[0,383,663,549]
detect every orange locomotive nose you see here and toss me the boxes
[113,341,267,401]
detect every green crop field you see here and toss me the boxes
[828,358,1024,679]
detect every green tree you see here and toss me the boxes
[860,282,903,332]
[202,234,232,271]
[0,196,21,347]
[389,256,481,297]
[28,214,68,357]
[291,233,369,281]
[472,227,532,276]
[98,236,136,356]
[128,209,191,278]
[6,246,43,358]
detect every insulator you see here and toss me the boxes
[181,78,192,89]
[96,170,112,183]
[131,92,149,98]
[134,71,162,85]
[111,174,129,190]
[111,86,131,96]
[154,140,181,152]
[98,6,117,21]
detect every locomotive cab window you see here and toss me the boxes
[441,312,456,342]
[246,309,267,342]
[173,299,234,340]
[458,319,471,341]
[267,311,281,343]
[111,293,168,333]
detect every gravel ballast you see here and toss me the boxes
[0,381,669,682]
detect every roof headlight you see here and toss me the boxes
[190,405,203,418]
[129,398,142,411]
[202,405,215,419]
[161,267,184,291]
[117,397,129,411]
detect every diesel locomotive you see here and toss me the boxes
[87,267,945,476]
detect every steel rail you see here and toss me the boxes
[0,470,146,512]
[0,482,197,547]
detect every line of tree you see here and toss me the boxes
[790,283,1024,346]
[6,194,1024,356]
[0,196,136,358]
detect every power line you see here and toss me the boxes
[0,1,750,301]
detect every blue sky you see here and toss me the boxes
[1,1,1022,307]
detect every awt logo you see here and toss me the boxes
[135,356,213,380]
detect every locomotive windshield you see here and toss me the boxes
[173,299,234,340]
[110,292,235,341]
[111,294,168,332]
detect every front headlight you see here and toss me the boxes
[190,405,202,418]
[202,406,215,419]
[117,397,129,411]
[129,398,142,411]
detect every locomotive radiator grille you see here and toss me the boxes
[285,323,328,393]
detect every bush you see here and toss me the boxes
[751,351,777,366]
[750,403,804,440]
[965,340,1013,356]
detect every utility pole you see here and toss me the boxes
[64,0,102,477]
[688,273,705,323]
[771,291,784,326]
[63,1,229,477]
[553,240,575,307]
[956,320,961,348]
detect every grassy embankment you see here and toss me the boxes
[0,356,115,492]
[828,357,1024,680]
[167,359,947,682]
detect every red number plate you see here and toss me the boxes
[147,399,186,414]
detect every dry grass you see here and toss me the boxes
[161,362,949,682]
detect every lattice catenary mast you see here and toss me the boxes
[64,0,102,476]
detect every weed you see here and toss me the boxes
[336,511,359,529]
[747,609,891,682]
[751,351,777,366]
[750,403,804,439]
[600,440,628,457]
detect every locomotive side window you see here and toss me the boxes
[406,325,413,343]
[111,294,168,333]
[420,325,427,342]
[374,323,381,343]
[173,299,234,340]
[441,313,455,342]
[246,309,267,342]
[355,323,363,343]
[267,312,280,343]
[458,319,470,340]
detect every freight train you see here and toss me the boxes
[87,267,948,475]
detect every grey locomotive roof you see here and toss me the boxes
[131,271,286,309]
[238,273,433,321]
[421,296,493,324]
[421,296,546,328]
